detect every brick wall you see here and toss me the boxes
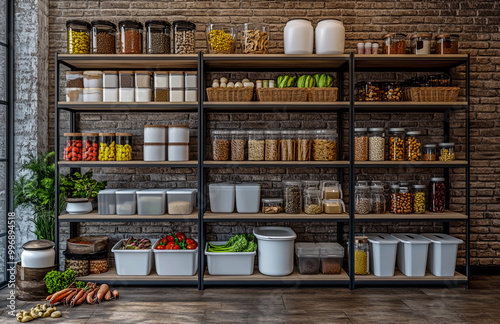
[48,0,500,267]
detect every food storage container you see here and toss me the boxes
[135,88,152,102]
[254,227,297,276]
[119,88,134,102]
[392,233,431,276]
[167,125,189,144]
[370,183,386,214]
[312,130,337,161]
[284,19,313,54]
[67,20,90,54]
[421,233,463,277]
[112,239,156,276]
[83,88,103,102]
[355,185,371,214]
[248,130,265,161]
[146,20,171,54]
[264,130,280,161]
[435,34,459,54]
[405,131,422,161]
[184,88,197,102]
[429,177,446,213]
[423,144,437,161]
[135,71,151,89]
[382,82,402,101]
[137,189,167,215]
[412,184,426,214]
[169,72,184,89]
[321,180,342,199]
[209,183,235,213]
[283,181,302,214]
[388,128,405,161]
[63,133,82,161]
[315,19,345,54]
[115,189,137,215]
[236,183,261,213]
[353,236,369,275]
[383,33,406,54]
[206,24,237,54]
[154,71,169,88]
[391,184,412,214]
[230,130,246,161]
[89,250,109,274]
[66,71,84,88]
[205,241,256,275]
[144,125,166,143]
[155,88,169,101]
[303,189,322,214]
[280,130,296,161]
[356,81,382,101]
[322,199,345,214]
[411,33,431,55]
[366,234,399,277]
[119,71,135,88]
[354,128,368,161]
[302,180,320,190]
[168,143,189,161]
[154,241,198,276]
[212,130,230,161]
[83,71,103,88]
[173,20,196,54]
[241,23,269,54]
[98,189,118,215]
[144,143,166,161]
[170,88,184,102]
[262,198,284,214]
[98,133,116,161]
[103,88,118,102]
[438,142,455,161]
[91,20,116,54]
[102,71,118,88]
[167,189,196,215]
[184,71,197,88]
[296,130,312,161]
[295,242,320,275]
[318,242,344,274]
[81,132,98,161]
[64,251,89,277]
[21,240,55,268]
[66,88,83,102]
[116,132,133,161]
[119,20,143,54]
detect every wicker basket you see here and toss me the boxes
[308,88,339,102]
[67,236,108,254]
[256,88,308,102]
[409,87,460,102]
[206,87,254,102]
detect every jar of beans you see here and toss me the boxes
[283,181,302,214]
[423,144,437,161]
[355,185,371,214]
[383,33,406,54]
[412,184,426,214]
[146,20,171,54]
[230,130,246,161]
[354,128,368,161]
[280,130,297,161]
[312,130,337,161]
[81,133,98,161]
[370,183,386,214]
[435,34,459,54]
[98,133,116,161]
[211,130,230,161]
[296,130,312,161]
[368,127,385,161]
[356,81,382,101]
[116,132,133,161]
[248,130,265,161]
[405,131,422,161]
[265,130,280,161]
[390,184,412,214]
[438,142,455,161]
[67,20,90,54]
[91,20,117,54]
[303,189,322,214]
[63,133,83,161]
[119,20,143,54]
[173,20,196,54]
[429,177,446,213]
[388,128,405,161]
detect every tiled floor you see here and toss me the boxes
[1,276,499,323]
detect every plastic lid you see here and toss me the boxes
[323,199,343,203]
[23,239,55,251]
[136,189,167,195]
[412,184,426,189]
[146,20,171,29]
[368,127,384,132]
[135,71,152,75]
[423,144,437,148]
[390,184,400,189]
[236,183,261,189]
[318,242,344,257]
[168,124,189,128]
[295,242,320,256]
[66,20,91,29]
[66,71,83,75]
[388,128,405,133]
[283,180,301,186]
[103,71,118,74]
[167,188,195,195]
[253,226,297,241]
[430,177,445,182]
[354,236,368,244]
[63,132,82,136]
[406,131,421,136]
[303,180,319,186]
[98,189,120,194]
[438,142,454,148]
[262,198,283,203]
[116,189,137,194]
[354,128,368,132]
[83,71,103,75]
[209,183,235,189]
[119,71,135,74]
[144,125,167,128]
[391,233,431,244]
[420,233,463,245]
[91,20,117,29]
[411,33,431,39]
[304,188,321,195]
[144,143,166,146]
[119,20,143,29]
[173,20,196,30]
[366,234,399,244]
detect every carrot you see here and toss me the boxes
[66,290,78,304]
[49,288,73,305]
[86,288,97,304]
[96,284,109,301]
[67,282,76,289]
[70,288,85,307]
[112,290,119,299]
[104,290,112,301]
[46,294,54,300]
[75,291,88,306]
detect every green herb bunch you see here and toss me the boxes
[59,171,107,200]
[44,269,77,294]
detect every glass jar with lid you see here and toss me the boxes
[119,20,143,54]
[206,24,237,54]
[423,144,437,161]
[354,128,368,161]
[353,236,369,275]
[262,198,283,214]
[116,132,133,161]
[383,33,406,54]
[302,180,320,190]
[438,142,455,161]
[81,133,98,161]
[382,82,403,101]
[98,133,116,161]
[355,185,371,214]
[412,184,426,214]
[297,130,313,161]
[211,130,230,161]
[283,181,302,214]
[248,130,265,161]
[322,199,345,214]
[83,71,103,88]
[356,81,382,101]
[67,20,90,54]
[173,20,196,54]
[241,23,269,54]
[265,130,280,161]
[370,183,386,214]
[410,33,431,55]
[312,130,337,161]
[405,131,422,161]
[321,180,342,200]
[230,130,246,161]
[280,130,296,161]
[435,34,459,54]
[429,177,446,213]
[368,127,385,161]
[389,184,399,214]
[303,189,322,214]
[66,71,84,88]
[91,20,116,54]
[391,184,412,214]
[388,128,405,161]
[146,20,171,54]
[63,133,82,161]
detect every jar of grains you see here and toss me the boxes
[438,142,455,161]
[429,177,446,213]
[119,20,143,54]
[280,130,297,161]
[211,130,230,161]
[312,130,337,161]
[248,130,265,161]
[368,127,385,161]
[173,20,196,54]
[265,130,280,161]
[303,189,323,214]
[353,236,369,275]
[383,33,406,54]
[412,184,426,214]
[435,34,459,54]
[370,183,386,214]
[91,20,117,54]
[283,181,302,214]
[423,144,437,161]
[67,20,90,54]
[388,128,405,161]
[230,130,246,161]
[405,131,422,161]
[410,33,431,55]
[146,20,171,54]
[354,128,368,161]
[355,185,371,214]
[296,130,313,161]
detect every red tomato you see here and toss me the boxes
[186,243,198,250]
[176,232,186,242]
[173,244,181,250]
[166,242,174,250]
[185,238,195,245]
[167,235,175,242]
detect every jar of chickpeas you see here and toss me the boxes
[388,128,405,161]
[405,131,422,161]
[438,142,455,161]
[412,184,426,214]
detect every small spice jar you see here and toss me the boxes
[241,23,269,54]
[353,236,369,275]
[81,133,99,161]
[312,130,337,161]
[67,20,90,54]
[388,128,405,161]
[119,20,143,54]
[206,24,237,54]
[63,133,83,161]
[98,133,116,161]
[135,71,152,102]
[116,132,133,161]
[383,33,406,54]
[429,177,446,213]
[119,71,135,102]
[211,130,230,161]
[423,143,437,161]
[410,33,431,55]
[262,198,284,214]
[370,183,386,214]
[296,130,313,161]
[435,34,459,54]
[354,128,368,161]
[303,189,322,214]
[355,185,371,214]
[412,184,426,214]
[405,131,422,161]
[173,20,196,54]
[283,181,302,214]
[248,130,265,161]
[230,130,246,161]
[368,127,385,161]
[91,20,117,54]
[280,130,297,161]
[146,20,171,54]
[321,180,342,200]
[438,142,455,161]
[322,199,345,214]
[264,130,280,161]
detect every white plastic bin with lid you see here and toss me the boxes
[318,242,344,274]
[235,183,261,213]
[98,189,118,215]
[112,239,156,276]
[205,241,256,275]
[392,233,431,277]
[295,242,320,275]
[136,189,167,215]
[209,183,235,213]
[421,233,463,277]
[115,189,137,215]
[167,189,196,215]
[253,227,297,276]
[366,234,399,277]
[154,239,198,276]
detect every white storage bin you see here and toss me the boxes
[115,189,137,215]
[184,88,198,102]
[235,183,261,213]
[253,227,297,276]
[205,241,256,275]
[169,72,184,88]
[66,88,83,102]
[168,143,189,161]
[421,233,463,277]
[366,234,399,277]
[144,143,166,161]
[112,239,156,276]
[103,71,119,88]
[135,88,152,102]
[144,125,166,143]
[97,189,118,215]
[103,88,118,102]
[154,240,198,276]
[392,233,431,277]
[137,189,167,215]
[154,72,169,89]
[184,71,197,88]
[170,88,184,102]
[167,125,189,144]
[167,189,195,215]
[209,183,235,213]
[119,88,135,102]
[83,88,103,102]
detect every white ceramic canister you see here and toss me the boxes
[167,124,189,144]
[169,72,185,88]
[144,143,166,161]
[184,88,198,102]
[21,240,55,268]
[284,19,314,54]
[144,125,166,143]
[315,19,345,54]
[83,88,103,102]
[170,88,185,102]
[168,143,189,161]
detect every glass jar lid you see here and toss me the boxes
[354,128,368,132]
[388,128,405,133]
[368,127,385,132]
[435,34,459,39]
[413,184,426,189]
[430,177,445,182]
[146,20,171,29]
[66,20,91,29]
[354,236,368,244]
[438,142,454,148]
[91,20,117,29]
[173,20,196,30]
[410,33,431,39]
[116,132,133,136]
[406,131,421,136]
[119,20,143,29]
[211,130,229,135]
[423,143,437,148]
[23,239,55,251]
[262,198,283,203]
[283,180,301,186]
[99,132,115,136]
[383,33,406,38]
[81,132,99,137]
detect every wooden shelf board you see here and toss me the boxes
[59,210,198,222]
[76,267,198,284]
[204,268,349,282]
[204,160,348,168]
[58,160,197,168]
[354,54,467,70]
[354,101,468,112]
[57,102,198,112]
[58,54,198,69]
[356,270,467,282]
[355,211,467,221]
[204,211,349,221]
[355,160,468,168]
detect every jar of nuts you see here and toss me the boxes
[262,198,284,214]
[280,130,297,161]
[438,142,455,161]
[173,20,196,54]
[354,128,368,161]
[388,128,405,161]
[230,130,246,161]
[390,184,412,214]
[382,82,402,101]
[405,131,422,161]
[265,130,280,161]
[412,184,426,214]
[241,23,269,54]
[429,177,446,213]
[211,130,230,161]
[297,130,313,161]
[64,252,90,277]
[383,33,406,54]
[370,183,386,214]
[355,185,371,214]
[356,81,382,101]
[206,24,237,54]
[423,143,437,161]
[303,189,322,214]
[248,130,265,161]
[312,130,338,161]
[368,127,385,161]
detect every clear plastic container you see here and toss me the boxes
[354,236,369,275]
[116,132,133,161]
[154,71,169,89]
[82,132,98,161]
[116,189,137,215]
[368,127,385,161]
[388,128,405,161]
[303,189,322,214]
[83,88,103,102]
[103,71,119,88]
[312,130,337,161]
[83,71,103,88]
[144,143,166,161]
[184,88,197,102]
[296,130,312,161]
[173,20,196,54]
[412,184,426,214]
[383,33,406,54]
[438,142,455,161]
[209,183,235,213]
[429,177,446,213]
[405,131,422,161]
[67,20,90,54]
[98,133,116,161]
[170,89,184,102]
[91,20,116,54]
[119,88,135,102]
[135,88,152,102]
[185,72,198,88]
[423,144,437,161]
[66,71,84,88]
[98,189,118,215]
[119,71,135,88]
[265,130,280,161]
[435,34,459,54]
[137,189,167,215]
[322,199,345,214]
[206,24,237,54]
[354,128,368,161]
[248,130,265,161]
[241,23,269,54]
[146,20,171,54]
[212,130,230,161]
[119,20,143,54]
[302,180,320,190]
[155,88,169,102]
[283,181,302,214]
[280,130,296,161]
[63,133,82,161]
[167,189,195,215]
[295,242,320,275]
[370,183,386,214]
[230,130,246,161]
[169,72,184,88]
[262,198,283,214]
[411,33,431,55]
[321,180,342,199]
[66,88,83,102]
[318,242,344,274]
[355,185,371,214]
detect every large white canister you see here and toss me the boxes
[144,125,166,143]
[392,233,431,277]
[315,19,345,54]
[21,240,55,268]
[421,233,463,277]
[235,183,261,213]
[366,233,399,277]
[209,183,235,213]
[253,227,297,276]
[284,19,314,54]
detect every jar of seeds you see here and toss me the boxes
[303,189,322,214]
[355,184,371,214]
[230,130,246,161]
[211,130,230,161]
[283,181,302,214]
[173,20,196,54]
[265,130,280,161]
[146,20,171,54]
[248,130,265,161]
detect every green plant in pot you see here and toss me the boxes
[59,171,107,214]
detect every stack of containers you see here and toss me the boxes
[83,71,103,102]
[167,125,189,161]
[135,71,152,102]
[66,71,84,102]
[144,125,166,161]
[184,72,198,102]
[103,71,118,102]
[154,72,169,102]
[119,71,135,102]
[169,72,184,102]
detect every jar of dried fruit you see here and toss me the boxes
[388,128,405,161]
[405,131,422,161]
[241,23,269,54]
[435,34,459,54]
[383,33,406,54]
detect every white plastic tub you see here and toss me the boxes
[115,189,136,215]
[235,183,261,213]
[137,189,167,215]
[392,233,431,277]
[421,233,463,277]
[253,227,297,276]
[209,183,235,213]
[366,234,399,277]
[97,189,118,215]
[167,189,195,215]
[112,239,156,276]
[205,241,256,275]
[154,240,198,276]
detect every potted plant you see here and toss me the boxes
[59,171,107,214]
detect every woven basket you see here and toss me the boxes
[308,88,339,102]
[409,87,460,102]
[256,88,308,102]
[67,236,108,254]
[206,87,254,102]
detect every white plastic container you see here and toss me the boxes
[284,19,314,54]
[315,19,345,54]
[169,72,184,88]
[137,189,167,215]
[119,88,135,102]
[205,241,256,275]
[168,143,189,161]
[392,233,431,277]
[103,88,118,102]
[167,125,189,144]
[154,241,198,276]
[116,189,137,215]
[253,227,297,276]
[421,233,463,277]
[21,240,55,268]
[235,183,261,213]
[83,71,103,88]
[167,188,195,215]
[83,88,103,102]
[144,143,166,161]
[135,88,152,102]
[66,88,83,102]
[209,183,235,213]
[366,234,399,277]
[170,88,184,102]
[184,71,197,88]
[154,72,169,88]
[144,125,166,143]
[103,71,119,88]
[97,189,118,215]
[184,88,198,102]
[112,239,156,276]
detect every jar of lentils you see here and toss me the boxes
[370,182,386,214]
[91,20,117,54]
[119,20,143,54]
[438,142,455,161]
[354,128,368,161]
[67,20,91,54]
[173,20,196,54]
[412,184,426,214]
[388,128,405,161]
[146,20,171,54]
[405,131,422,161]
